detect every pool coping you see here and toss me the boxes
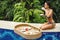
[0,20,60,32]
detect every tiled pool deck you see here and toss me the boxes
[0,20,60,32]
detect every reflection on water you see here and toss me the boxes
[0,28,60,40]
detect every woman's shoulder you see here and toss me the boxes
[50,9,53,12]
[49,9,53,14]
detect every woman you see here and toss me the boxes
[40,1,56,30]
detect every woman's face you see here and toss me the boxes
[44,2,49,9]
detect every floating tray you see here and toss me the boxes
[14,24,42,39]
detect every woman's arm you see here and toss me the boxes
[47,9,53,17]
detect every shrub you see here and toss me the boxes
[13,1,46,23]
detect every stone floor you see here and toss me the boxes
[0,20,60,32]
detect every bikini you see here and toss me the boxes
[45,10,54,24]
[46,16,55,27]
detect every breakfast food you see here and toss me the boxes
[14,24,42,39]
[16,26,40,35]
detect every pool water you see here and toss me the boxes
[0,28,60,40]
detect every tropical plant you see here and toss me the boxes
[13,0,46,23]
[0,0,60,23]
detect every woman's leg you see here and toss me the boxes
[40,24,54,30]
[41,22,48,27]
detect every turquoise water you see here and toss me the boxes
[0,28,60,40]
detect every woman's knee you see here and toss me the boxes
[41,24,53,30]
[41,23,48,26]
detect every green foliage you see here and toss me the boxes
[50,0,60,23]
[0,0,22,20]
[1,0,60,23]
[13,1,46,23]
[33,9,46,23]
[0,1,7,19]
[13,2,27,22]
[0,0,15,20]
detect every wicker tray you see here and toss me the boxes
[14,24,42,39]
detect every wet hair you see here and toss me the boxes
[45,1,52,9]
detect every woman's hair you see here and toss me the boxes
[45,1,52,9]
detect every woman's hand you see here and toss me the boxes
[40,14,44,16]
[42,7,45,11]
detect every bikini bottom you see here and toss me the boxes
[47,22,56,26]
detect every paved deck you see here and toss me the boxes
[0,20,60,32]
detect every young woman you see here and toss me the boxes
[40,1,56,30]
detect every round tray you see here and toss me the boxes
[14,24,42,39]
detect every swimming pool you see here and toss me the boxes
[0,28,60,40]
